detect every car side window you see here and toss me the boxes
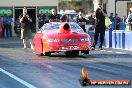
[69,22,83,32]
[41,24,46,30]
[70,23,81,29]
[44,25,51,30]
[51,24,60,29]
[42,23,52,30]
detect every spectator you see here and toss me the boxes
[38,14,44,29]
[60,14,68,22]
[109,13,114,22]
[126,7,132,31]
[91,3,107,50]
[88,13,96,30]
[14,18,21,37]
[122,16,126,23]
[119,16,126,30]
[3,16,8,38]
[43,12,49,24]
[0,16,5,38]
[114,13,121,30]
[49,9,60,22]
[68,15,77,22]
[76,11,87,32]
[19,7,33,49]
[0,16,4,37]
[88,13,95,25]
[6,15,13,37]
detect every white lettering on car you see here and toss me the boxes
[61,46,79,50]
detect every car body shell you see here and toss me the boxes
[33,22,91,56]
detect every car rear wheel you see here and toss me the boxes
[37,53,44,56]
[65,51,79,56]
[44,52,51,56]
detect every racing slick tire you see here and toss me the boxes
[44,52,51,56]
[65,51,79,56]
[81,50,89,54]
[37,53,44,56]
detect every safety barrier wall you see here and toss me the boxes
[88,30,132,50]
[112,30,124,49]
[123,31,132,50]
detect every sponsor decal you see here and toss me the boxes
[80,45,88,49]
[62,39,78,43]
[61,46,79,50]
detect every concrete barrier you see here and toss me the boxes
[130,38,132,50]
[112,30,124,49]
[88,29,132,50]
[122,31,132,50]
[88,31,94,47]
[104,29,112,48]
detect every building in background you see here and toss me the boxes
[0,0,132,36]
[0,0,58,36]
[94,0,132,17]
[108,0,132,17]
[59,0,132,18]
[59,0,94,14]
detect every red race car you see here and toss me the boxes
[33,22,91,56]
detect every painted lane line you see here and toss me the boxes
[115,52,125,54]
[107,51,113,53]
[100,50,106,51]
[99,50,125,54]
[0,68,37,88]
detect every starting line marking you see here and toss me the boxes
[0,68,37,88]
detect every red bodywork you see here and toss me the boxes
[33,22,91,56]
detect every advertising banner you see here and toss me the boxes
[37,6,57,16]
[0,7,13,16]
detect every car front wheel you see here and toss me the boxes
[81,50,89,54]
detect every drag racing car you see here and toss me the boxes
[33,22,91,56]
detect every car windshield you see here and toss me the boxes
[42,22,83,32]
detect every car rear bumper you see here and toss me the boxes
[48,43,91,52]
